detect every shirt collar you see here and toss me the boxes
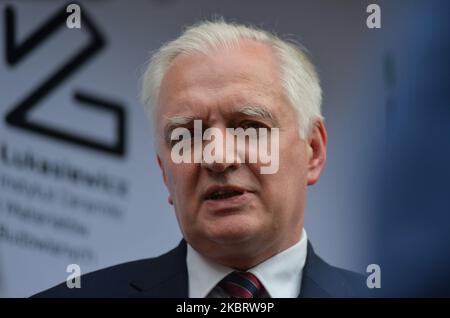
[186,229,308,298]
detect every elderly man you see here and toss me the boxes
[34,20,366,298]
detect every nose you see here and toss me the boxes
[200,126,241,173]
[201,158,241,173]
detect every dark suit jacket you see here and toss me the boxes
[32,240,368,298]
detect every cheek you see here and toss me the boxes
[166,163,198,202]
[280,133,308,172]
[247,135,307,198]
[266,138,308,204]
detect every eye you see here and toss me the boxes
[169,127,195,147]
[240,121,267,130]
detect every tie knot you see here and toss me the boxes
[218,271,265,298]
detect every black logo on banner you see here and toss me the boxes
[3,4,127,157]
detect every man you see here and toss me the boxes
[34,20,367,298]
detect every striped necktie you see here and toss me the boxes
[218,271,265,298]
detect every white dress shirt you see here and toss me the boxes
[187,229,308,298]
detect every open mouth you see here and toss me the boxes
[205,189,244,201]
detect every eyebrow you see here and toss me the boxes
[162,104,277,142]
[163,115,195,142]
[237,104,275,121]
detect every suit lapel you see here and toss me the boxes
[128,239,353,298]
[299,241,348,298]
[131,240,189,298]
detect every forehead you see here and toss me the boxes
[157,40,285,120]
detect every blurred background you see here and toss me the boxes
[0,0,448,297]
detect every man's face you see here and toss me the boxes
[156,40,326,268]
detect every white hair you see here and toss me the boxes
[141,20,323,139]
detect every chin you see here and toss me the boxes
[204,218,262,244]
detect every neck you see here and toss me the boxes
[200,229,303,270]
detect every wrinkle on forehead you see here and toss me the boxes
[159,40,282,96]
[157,39,289,131]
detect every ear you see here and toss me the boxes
[306,120,327,186]
[157,155,173,205]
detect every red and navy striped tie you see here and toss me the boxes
[218,271,265,298]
